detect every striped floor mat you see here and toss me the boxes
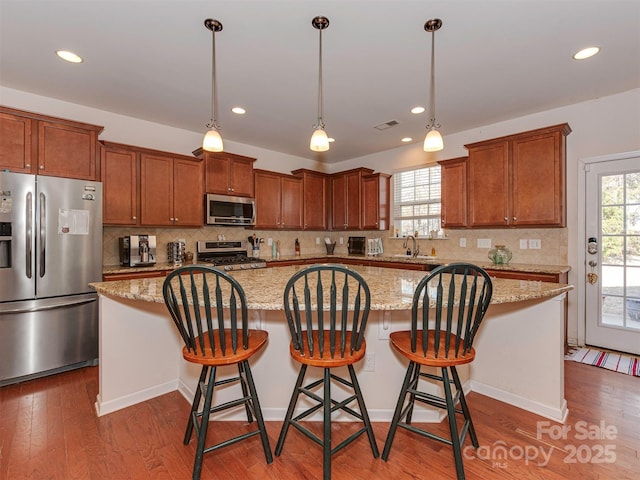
[566,347,640,376]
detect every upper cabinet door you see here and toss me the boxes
[140,153,174,226]
[101,144,139,225]
[439,157,468,228]
[292,169,328,230]
[38,121,99,180]
[0,112,33,173]
[254,170,282,229]
[173,158,204,226]
[511,130,566,227]
[467,141,510,227]
[280,175,303,230]
[361,173,390,231]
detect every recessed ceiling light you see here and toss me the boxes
[328,137,335,143]
[410,106,425,114]
[401,137,412,142]
[573,46,600,60]
[231,107,246,114]
[56,50,83,63]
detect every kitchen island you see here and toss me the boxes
[91,264,572,423]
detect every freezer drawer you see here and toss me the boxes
[0,294,98,385]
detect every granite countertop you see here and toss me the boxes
[92,264,572,311]
[103,255,570,276]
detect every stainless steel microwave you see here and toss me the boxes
[205,194,256,226]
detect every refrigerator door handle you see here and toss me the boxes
[0,296,96,314]
[26,191,33,279]
[39,191,46,278]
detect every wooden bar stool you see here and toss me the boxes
[275,264,379,480]
[162,266,272,480]
[382,263,493,480]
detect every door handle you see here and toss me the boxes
[26,191,32,279]
[39,192,46,278]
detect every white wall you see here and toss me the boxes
[3,85,640,343]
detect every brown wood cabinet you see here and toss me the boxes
[292,169,329,230]
[0,106,103,180]
[362,172,391,231]
[101,142,139,225]
[0,111,33,172]
[331,168,373,230]
[254,170,303,229]
[139,151,203,227]
[193,149,255,197]
[438,157,468,228]
[102,143,204,227]
[466,124,570,228]
[102,270,171,281]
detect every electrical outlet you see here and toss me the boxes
[529,239,541,249]
[339,237,344,245]
[316,237,321,245]
[477,238,492,249]
[364,353,375,371]
[519,239,528,249]
[267,238,273,246]
[459,237,467,247]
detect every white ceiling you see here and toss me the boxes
[1,0,639,163]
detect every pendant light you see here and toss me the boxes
[310,16,330,152]
[423,18,443,152]
[203,18,224,152]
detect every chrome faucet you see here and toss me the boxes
[402,235,419,258]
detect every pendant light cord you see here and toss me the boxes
[208,28,219,130]
[316,27,324,128]
[428,29,437,129]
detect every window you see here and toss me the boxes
[393,165,441,237]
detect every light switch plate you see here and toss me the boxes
[529,239,541,249]
[520,239,528,249]
[459,238,467,247]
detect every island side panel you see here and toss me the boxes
[96,294,183,416]
[470,294,568,422]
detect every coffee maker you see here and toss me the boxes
[119,235,157,266]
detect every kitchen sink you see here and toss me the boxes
[392,254,437,259]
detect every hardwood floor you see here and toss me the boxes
[1,361,638,479]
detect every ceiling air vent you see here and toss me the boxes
[373,120,400,131]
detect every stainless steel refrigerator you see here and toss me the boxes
[0,171,102,385]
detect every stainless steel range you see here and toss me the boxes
[196,241,266,271]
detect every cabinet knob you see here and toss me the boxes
[132,216,136,220]
[513,216,517,221]
[504,217,508,222]
[25,163,30,167]
[39,165,44,170]
[174,218,179,222]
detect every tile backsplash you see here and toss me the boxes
[104,226,568,266]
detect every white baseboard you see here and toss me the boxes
[95,379,179,416]
[470,380,569,423]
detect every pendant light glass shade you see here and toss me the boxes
[203,18,224,152]
[311,16,330,152]
[424,128,443,152]
[310,127,329,152]
[423,18,443,152]
[203,128,224,152]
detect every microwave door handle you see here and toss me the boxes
[39,191,46,278]
[26,191,33,278]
